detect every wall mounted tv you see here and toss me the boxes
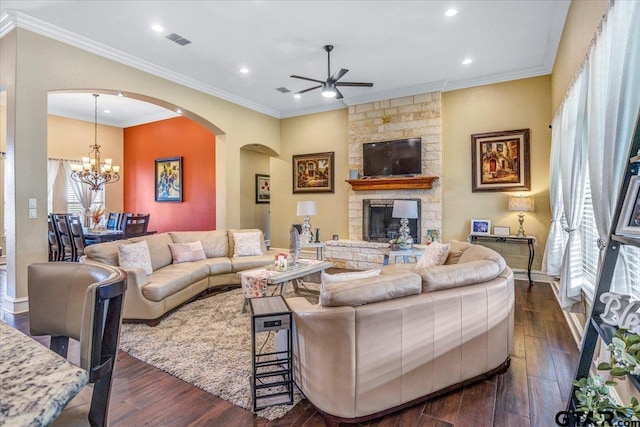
[362,138,422,178]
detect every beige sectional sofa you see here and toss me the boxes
[81,229,277,324]
[286,242,514,426]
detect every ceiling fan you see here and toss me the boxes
[290,45,374,99]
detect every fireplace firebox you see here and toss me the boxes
[362,199,421,243]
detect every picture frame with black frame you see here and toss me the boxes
[255,174,270,204]
[155,157,182,202]
[616,176,640,237]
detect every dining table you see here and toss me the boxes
[0,321,89,426]
[84,228,125,243]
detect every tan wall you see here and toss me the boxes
[239,148,271,237]
[551,0,607,114]
[0,28,280,309]
[274,109,349,248]
[442,76,552,270]
[48,115,124,212]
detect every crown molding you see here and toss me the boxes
[543,1,571,74]
[0,11,282,119]
[442,65,550,92]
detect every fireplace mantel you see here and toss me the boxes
[346,176,438,191]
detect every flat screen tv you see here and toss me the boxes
[363,138,422,177]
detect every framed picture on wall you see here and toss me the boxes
[471,129,530,192]
[616,176,640,236]
[255,174,270,204]
[155,157,183,202]
[292,151,335,193]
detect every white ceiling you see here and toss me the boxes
[0,0,570,126]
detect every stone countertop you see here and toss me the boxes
[0,321,89,426]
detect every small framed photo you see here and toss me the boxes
[616,176,640,236]
[155,157,182,202]
[493,226,511,237]
[292,152,335,193]
[470,219,491,235]
[255,174,270,204]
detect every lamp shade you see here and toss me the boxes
[392,200,418,219]
[508,196,535,212]
[296,201,317,216]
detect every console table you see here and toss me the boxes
[468,234,536,286]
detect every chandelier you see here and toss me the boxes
[70,94,120,191]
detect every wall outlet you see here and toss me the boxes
[29,198,37,209]
[29,208,37,219]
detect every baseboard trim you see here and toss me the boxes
[2,295,29,314]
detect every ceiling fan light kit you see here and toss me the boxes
[291,45,373,99]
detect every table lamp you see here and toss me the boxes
[392,200,418,249]
[296,201,317,244]
[508,195,535,237]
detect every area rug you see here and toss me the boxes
[118,284,319,420]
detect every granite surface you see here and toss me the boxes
[0,321,89,426]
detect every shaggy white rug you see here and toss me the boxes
[118,284,319,420]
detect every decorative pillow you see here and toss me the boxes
[321,269,381,286]
[445,240,472,265]
[232,231,263,257]
[168,241,207,264]
[118,240,153,275]
[415,242,450,270]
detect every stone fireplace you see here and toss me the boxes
[346,92,442,244]
[363,199,421,242]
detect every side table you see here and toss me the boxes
[383,247,424,265]
[468,234,536,286]
[300,242,325,260]
[249,296,294,411]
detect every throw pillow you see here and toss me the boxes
[168,241,207,264]
[233,231,263,257]
[321,269,381,287]
[415,241,450,270]
[118,240,153,275]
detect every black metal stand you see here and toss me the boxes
[250,296,293,412]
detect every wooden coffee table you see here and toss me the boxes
[239,259,332,312]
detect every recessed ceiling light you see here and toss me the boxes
[462,58,473,65]
[176,108,182,114]
[445,9,458,17]
[117,92,124,97]
[294,94,301,99]
[104,109,111,114]
[240,67,249,74]
[152,24,164,33]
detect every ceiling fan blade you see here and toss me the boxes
[295,85,322,95]
[336,82,374,87]
[335,87,344,99]
[329,68,349,82]
[290,75,325,84]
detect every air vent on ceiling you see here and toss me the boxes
[166,33,191,46]
[276,87,291,93]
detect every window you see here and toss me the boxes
[67,179,104,223]
[580,175,640,299]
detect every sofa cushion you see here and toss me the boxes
[169,241,207,264]
[320,272,422,307]
[84,241,121,266]
[228,229,268,257]
[458,244,506,271]
[141,264,207,302]
[444,240,472,265]
[169,230,229,258]
[200,257,233,275]
[321,269,381,286]
[417,259,505,293]
[415,242,449,269]
[118,240,153,275]
[130,233,174,271]
[232,231,263,257]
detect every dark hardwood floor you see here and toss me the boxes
[2,278,578,426]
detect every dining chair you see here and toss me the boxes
[69,216,98,260]
[28,262,127,427]
[47,216,62,261]
[105,212,121,230]
[122,214,149,238]
[52,214,76,262]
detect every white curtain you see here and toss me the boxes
[558,71,590,312]
[47,159,61,199]
[62,161,97,225]
[542,107,567,277]
[587,0,640,294]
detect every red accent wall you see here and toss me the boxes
[123,117,216,232]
